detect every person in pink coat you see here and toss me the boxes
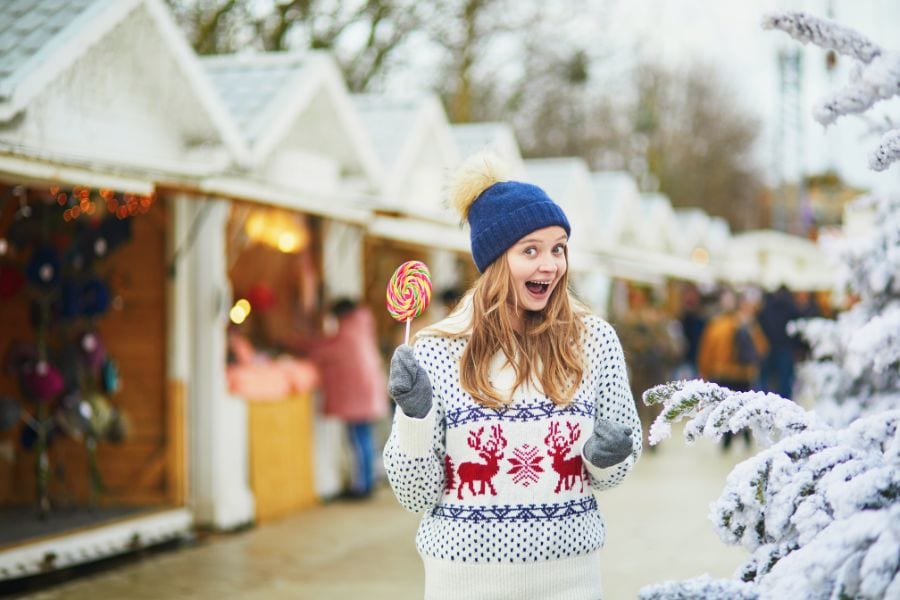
[309,299,389,498]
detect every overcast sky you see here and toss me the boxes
[586,0,900,194]
[382,0,900,193]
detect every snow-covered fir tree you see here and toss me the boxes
[791,193,900,425]
[763,9,900,426]
[637,10,900,599]
[637,381,899,599]
[762,11,900,171]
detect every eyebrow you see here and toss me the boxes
[515,235,568,245]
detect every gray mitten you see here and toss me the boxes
[583,418,634,469]
[388,345,433,419]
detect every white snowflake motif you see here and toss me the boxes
[507,444,545,486]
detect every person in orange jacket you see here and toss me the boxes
[697,288,769,450]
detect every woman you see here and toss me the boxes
[384,154,641,600]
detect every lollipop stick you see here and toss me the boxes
[404,319,411,346]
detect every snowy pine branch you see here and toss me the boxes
[639,574,759,600]
[762,11,881,63]
[764,11,900,169]
[759,505,900,599]
[642,380,819,447]
[811,51,900,125]
[642,374,899,597]
[818,194,900,303]
[870,128,900,171]
[716,410,899,593]
[644,16,900,592]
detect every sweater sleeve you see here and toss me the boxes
[582,318,643,491]
[382,339,446,514]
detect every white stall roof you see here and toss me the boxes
[352,94,420,172]
[632,193,677,254]
[590,171,642,247]
[450,122,525,177]
[673,208,709,257]
[719,229,832,291]
[352,94,458,221]
[203,51,380,190]
[525,157,595,246]
[0,0,97,103]
[0,0,248,175]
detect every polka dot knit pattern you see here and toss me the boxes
[384,315,642,573]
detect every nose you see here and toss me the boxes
[538,260,556,272]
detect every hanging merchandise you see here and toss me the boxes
[0,395,21,431]
[0,264,24,299]
[0,183,145,517]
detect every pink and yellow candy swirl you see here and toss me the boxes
[386,260,432,322]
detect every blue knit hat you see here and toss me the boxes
[467,181,571,272]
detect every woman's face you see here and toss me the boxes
[505,225,568,313]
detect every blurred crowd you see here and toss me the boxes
[613,282,826,452]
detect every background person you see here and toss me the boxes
[307,299,389,498]
[697,288,768,451]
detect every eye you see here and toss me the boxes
[552,244,566,255]
[523,246,537,257]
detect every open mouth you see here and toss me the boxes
[525,280,551,295]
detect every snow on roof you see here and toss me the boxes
[351,94,423,172]
[706,216,731,253]
[201,55,307,148]
[352,94,460,219]
[673,208,709,256]
[590,171,640,237]
[451,122,524,177]
[451,122,505,156]
[634,193,678,252]
[0,0,250,170]
[525,157,589,206]
[0,0,103,101]
[720,229,831,290]
[525,157,596,250]
[202,51,381,186]
[203,52,314,146]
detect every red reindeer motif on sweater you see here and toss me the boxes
[456,425,507,500]
[545,421,585,493]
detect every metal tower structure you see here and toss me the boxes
[774,46,805,233]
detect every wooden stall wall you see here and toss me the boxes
[0,192,174,509]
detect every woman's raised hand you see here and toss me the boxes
[388,345,433,418]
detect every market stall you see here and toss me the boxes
[201,49,384,514]
[0,0,260,576]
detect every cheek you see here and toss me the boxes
[507,257,529,283]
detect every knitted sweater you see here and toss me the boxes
[384,307,641,593]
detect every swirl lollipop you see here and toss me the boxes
[386,260,432,345]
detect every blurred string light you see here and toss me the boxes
[229,298,252,324]
[49,185,157,222]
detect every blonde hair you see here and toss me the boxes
[447,253,586,409]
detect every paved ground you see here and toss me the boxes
[16,424,752,599]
